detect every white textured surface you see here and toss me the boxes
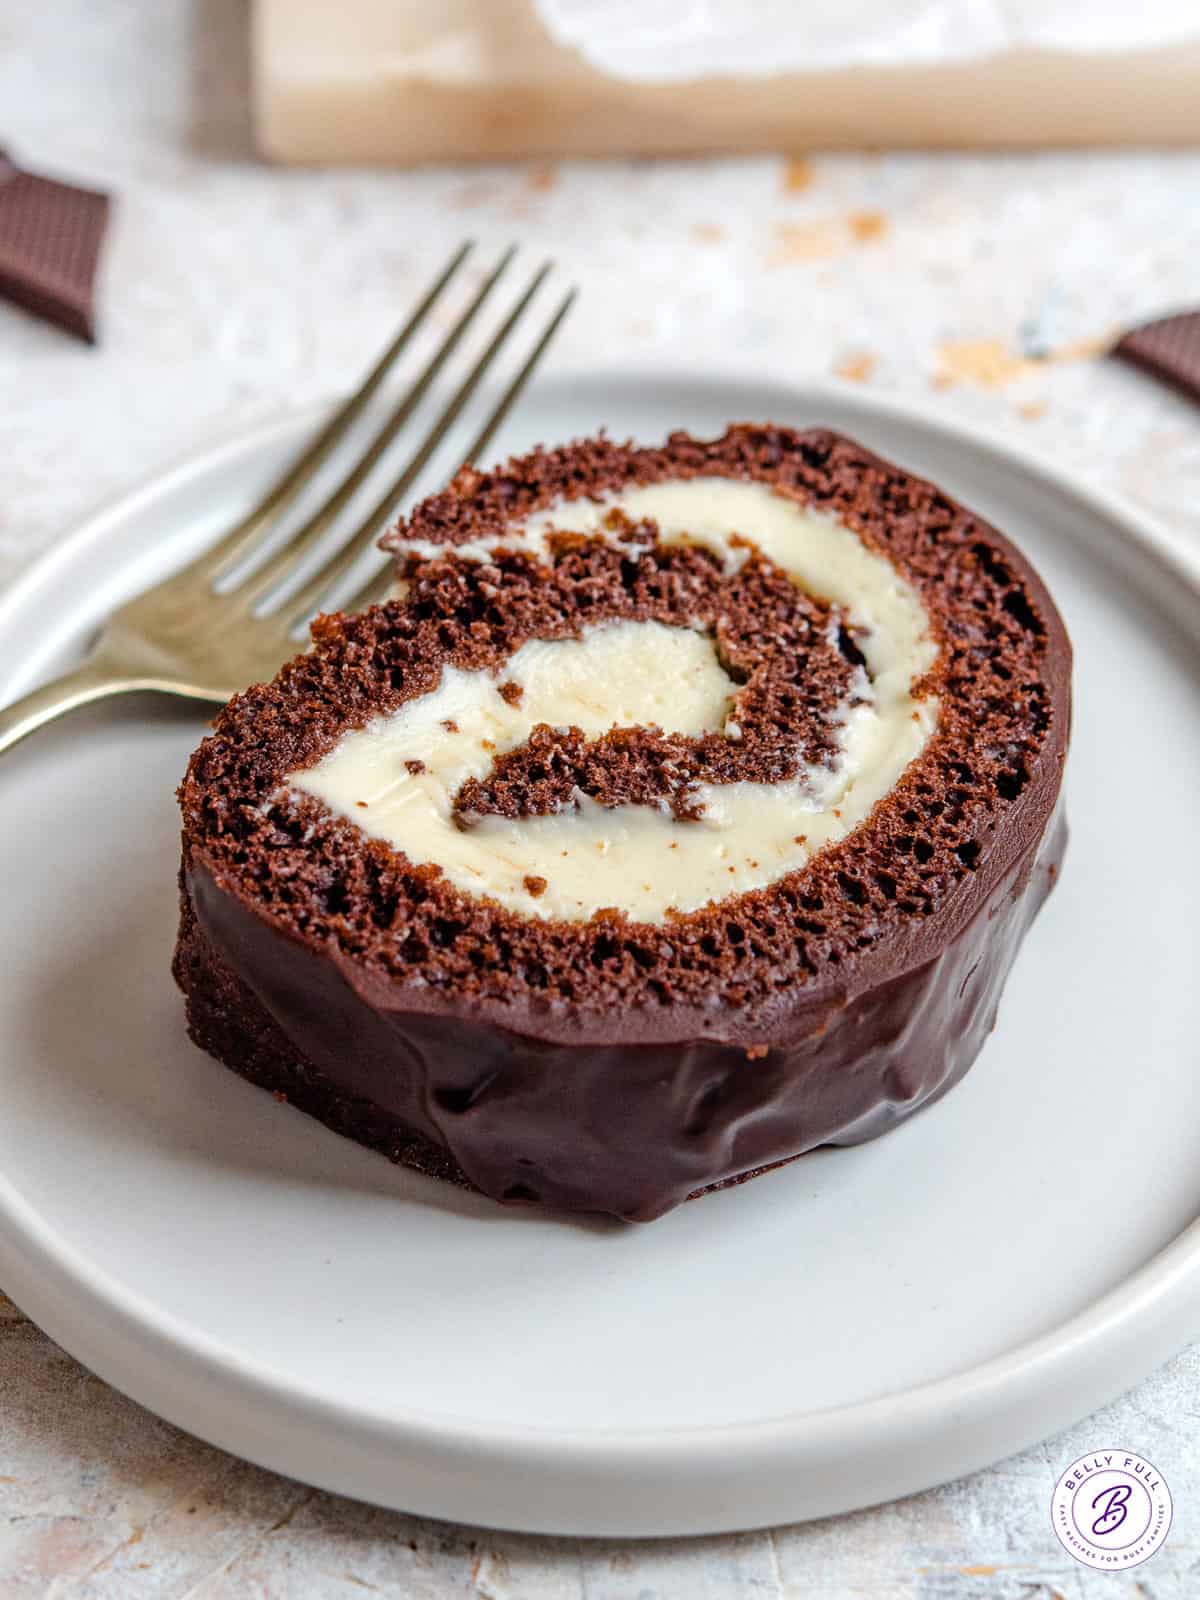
[2,0,1200,1592]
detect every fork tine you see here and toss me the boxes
[282,262,560,629]
[460,286,577,468]
[185,240,473,582]
[232,245,519,606]
[339,286,577,616]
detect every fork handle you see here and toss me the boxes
[0,658,138,760]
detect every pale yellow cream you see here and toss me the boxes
[288,479,939,922]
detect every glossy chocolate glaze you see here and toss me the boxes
[179,806,1065,1222]
[174,426,1073,1222]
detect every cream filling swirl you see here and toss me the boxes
[288,479,939,922]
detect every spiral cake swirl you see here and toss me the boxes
[174,425,1070,1220]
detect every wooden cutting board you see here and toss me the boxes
[253,0,1200,165]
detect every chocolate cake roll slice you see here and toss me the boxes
[175,425,1070,1221]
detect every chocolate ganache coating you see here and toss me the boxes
[174,425,1071,1221]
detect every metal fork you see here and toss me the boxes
[0,243,575,758]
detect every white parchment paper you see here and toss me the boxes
[536,0,1200,80]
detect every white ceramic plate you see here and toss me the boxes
[1,373,1199,1539]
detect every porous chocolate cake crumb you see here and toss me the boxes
[175,423,1071,1220]
[181,426,1061,1012]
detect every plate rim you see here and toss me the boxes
[3,371,1199,656]
[2,369,1200,1534]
